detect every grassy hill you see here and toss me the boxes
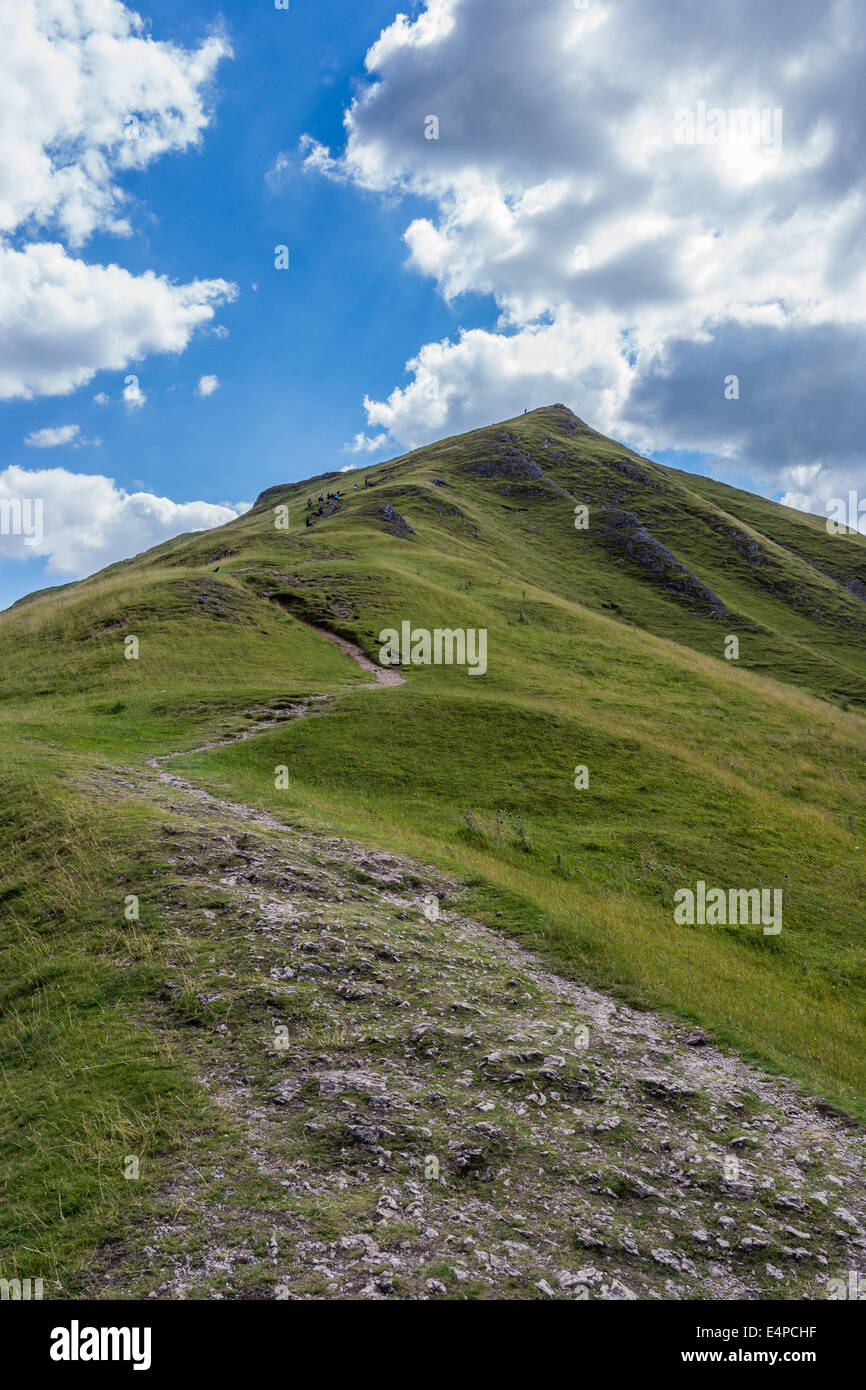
[2,403,865,1292]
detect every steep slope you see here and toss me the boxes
[73,738,866,1301]
[245,402,866,703]
[1,405,865,1295]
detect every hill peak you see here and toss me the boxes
[525,402,597,434]
[253,405,600,508]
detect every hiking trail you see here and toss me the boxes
[81,631,866,1300]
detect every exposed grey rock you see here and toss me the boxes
[82,690,866,1302]
[374,502,415,537]
[464,447,543,481]
[607,457,658,488]
[639,1075,698,1102]
[318,1069,384,1098]
[599,509,731,616]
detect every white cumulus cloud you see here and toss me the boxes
[197,374,220,397]
[305,0,866,509]
[0,0,231,246]
[0,2,236,401]
[0,242,235,401]
[344,431,389,454]
[24,424,81,448]
[0,463,241,575]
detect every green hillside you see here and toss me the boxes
[2,403,865,1293]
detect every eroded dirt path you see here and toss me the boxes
[83,638,866,1301]
[311,626,405,687]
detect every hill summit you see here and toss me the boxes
[2,405,866,1298]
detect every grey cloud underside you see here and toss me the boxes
[316,0,866,504]
[627,322,866,482]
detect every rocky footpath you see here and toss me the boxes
[83,748,866,1301]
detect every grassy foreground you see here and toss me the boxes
[2,403,865,1282]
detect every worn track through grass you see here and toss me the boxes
[78,639,866,1300]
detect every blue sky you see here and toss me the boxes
[0,1,490,608]
[1,0,861,608]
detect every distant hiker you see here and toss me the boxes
[353,483,358,491]
[318,493,324,502]
[305,514,312,527]
[306,496,312,508]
